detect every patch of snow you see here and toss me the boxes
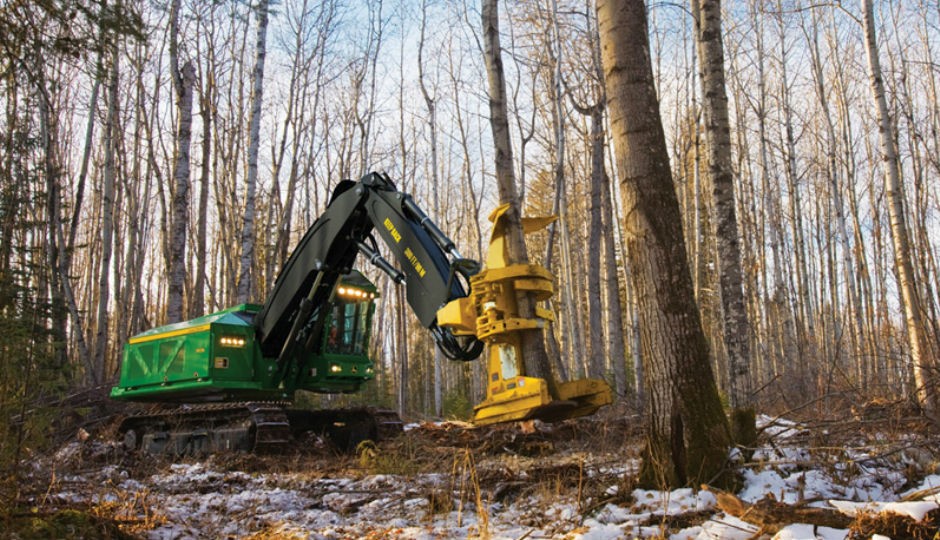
[595,503,633,524]
[576,521,627,539]
[758,414,807,439]
[904,473,940,501]
[632,487,716,515]
[829,499,940,522]
[815,526,850,540]
[751,446,811,471]
[697,514,758,539]
[772,523,818,539]
[771,523,848,540]
[671,525,702,539]
[740,468,789,502]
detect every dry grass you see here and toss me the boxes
[848,508,940,540]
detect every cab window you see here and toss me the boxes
[326,301,369,355]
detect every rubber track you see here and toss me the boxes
[118,403,402,454]
[118,402,293,453]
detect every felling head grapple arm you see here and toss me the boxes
[253,172,484,384]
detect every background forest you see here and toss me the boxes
[1,0,939,466]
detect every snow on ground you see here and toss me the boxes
[40,416,939,539]
[51,456,608,539]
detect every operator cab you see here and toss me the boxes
[326,278,378,356]
[288,269,380,394]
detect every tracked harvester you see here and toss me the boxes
[111,173,611,453]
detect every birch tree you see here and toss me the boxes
[565,2,626,389]
[418,0,444,418]
[93,26,120,384]
[166,0,194,323]
[236,0,271,304]
[860,0,936,414]
[691,0,754,444]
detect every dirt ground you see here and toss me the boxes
[6,401,940,539]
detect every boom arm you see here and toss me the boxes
[253,172,484,382]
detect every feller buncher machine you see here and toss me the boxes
[111,172,611,453]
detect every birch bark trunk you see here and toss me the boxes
[193,70,211,316]
[166,0,194,323]
[861,0,936,414]
[94,41,119,385]
[236,0,270,304]
[691,0,754,443]
[585,5,628,395]
[418,0,444,418]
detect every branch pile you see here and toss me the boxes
[708,485,939,539]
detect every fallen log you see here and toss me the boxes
[704,485,852,535]
[705,485,940,539]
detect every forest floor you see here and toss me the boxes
[6,400,940,539]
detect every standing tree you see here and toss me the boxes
[166,0,194,323]
[566,2,629,394]
[690,0,755,446]
[481,0,556,393]
[236,0,271,304]
[93,21,120,384]
[596,0,732,488]
[860,0,936,415]
[418,0,446,418]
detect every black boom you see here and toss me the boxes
[253,172,484,381]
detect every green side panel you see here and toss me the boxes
[111,276,382,404]
[110,304,286,402]
[118,329,210,388]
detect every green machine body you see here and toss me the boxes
[110,272,379,403]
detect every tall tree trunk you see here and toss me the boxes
[166,0,194,323]
[541,0,584,380]
[584,4,629,395]
[69,44,104,269]
[481,0,555,395]
[94,39,119,385]
[37,74,84,373]
[596,0,731,488]
[397,285,409,419]
[861,0,936,414]
[418,0,444,418]
[804,8,865,385]
[236,0,270,304]
[600,158,629,397]
[751,3,788,382]
[396,32,411,419]
[569,102,608,381]
[193,72,211,317]
[691,0,754,445]
[777,5,813,393]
